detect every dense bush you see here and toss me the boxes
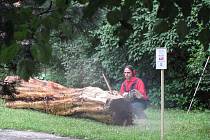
[91,1,210,109]
[0,68,10,80]
[39,1,209,110]
[50,37,107,89]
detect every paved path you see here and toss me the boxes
[0,129,81,140]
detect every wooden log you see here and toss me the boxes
[1,76,133,125]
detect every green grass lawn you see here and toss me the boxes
[0,99,209,140]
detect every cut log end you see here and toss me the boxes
[105,98,133,125]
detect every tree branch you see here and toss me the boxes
[36,1,53,16]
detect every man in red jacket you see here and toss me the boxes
[120,65,149,120]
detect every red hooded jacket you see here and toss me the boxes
[120,77,148,100]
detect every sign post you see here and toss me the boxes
[156,48,167,140]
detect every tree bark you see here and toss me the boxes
[1,76,133,125]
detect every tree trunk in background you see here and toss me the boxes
[1,76,132,125]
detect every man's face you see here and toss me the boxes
[124,68,132,80]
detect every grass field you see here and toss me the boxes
[0,99,209,140]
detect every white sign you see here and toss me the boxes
[156,48,167,69]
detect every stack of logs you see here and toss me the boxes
[0,76,133,125]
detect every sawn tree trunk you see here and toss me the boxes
[1,76,133,125]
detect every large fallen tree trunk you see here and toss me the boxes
[0,76,132,125]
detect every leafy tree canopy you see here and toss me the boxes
[0,0,210,80]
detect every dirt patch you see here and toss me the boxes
[0,129,81,140]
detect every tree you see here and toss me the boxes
[0,0,70,79]
[90,0,210,109]
[0,0,210,81]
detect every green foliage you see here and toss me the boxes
[0,67,9,80]
[35,0,48,5]
[153,19,170,34]
[165,80,189,109]
[82,0,103,18]
[35,2,104,87]
[186,44,206,75]
[106,9,121,25]
[147,87,160,107]
[36,65,67,86]
[157,0,192,19]
[176,20,189,39]
[198,28,210,49]
[91,24,128,85]
[77,0,88,4]
[175,0,192,17]
[157,0,179,20]
[0,0,209,110]
[31,43,52,63]
[51,37,107,88]
[92,0,210,110]
[198,2,210,25]
[105,0,121,7]
[58,22,74,39]
[0,43,20,63]
[16,58,35,80]
[0,0,70,78]
[55,0,69,14]
[142,0,153,11]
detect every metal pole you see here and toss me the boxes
[187,56,209,113]
[161,69,164,140]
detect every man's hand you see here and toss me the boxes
[122,92,135,101]
[122,92,133,101]
[122,92,129,97]
[130,89,143,99]
[122,90,144,101]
